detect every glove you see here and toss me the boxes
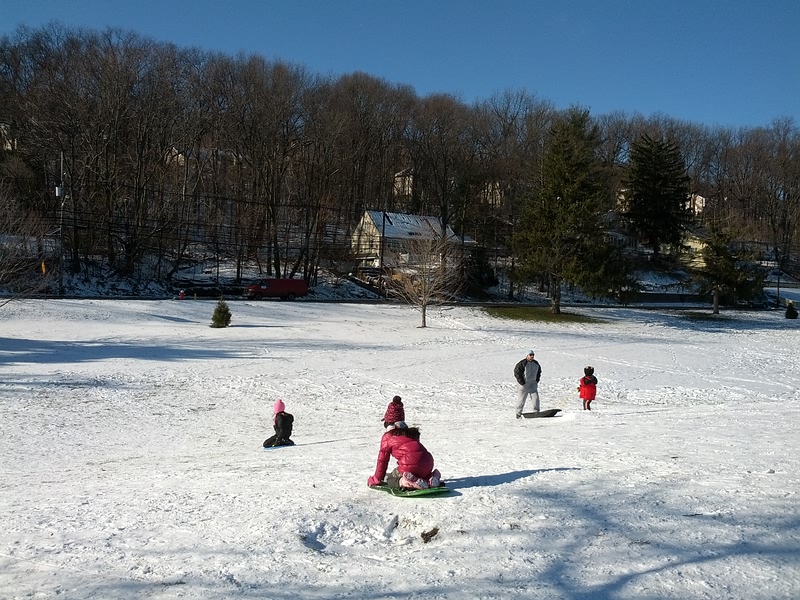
[368,476,382,487]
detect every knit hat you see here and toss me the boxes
[274,399,285,414]
[382,395,405,424]
[528,350,535,356]
[584,366,594,376]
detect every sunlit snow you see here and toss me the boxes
[1,293,799,599]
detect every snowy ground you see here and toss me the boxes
[1,298,799,599]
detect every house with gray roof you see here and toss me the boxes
[351,210,474,268]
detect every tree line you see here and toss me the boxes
[1,23,798,305]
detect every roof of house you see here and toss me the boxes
[364,211,474,244]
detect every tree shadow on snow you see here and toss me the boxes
[0,337,249,365]
[0,336,393,365]
[149,314,198,324]
[446,468,579,489]
[505,486,800,599]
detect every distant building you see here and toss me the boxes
[0,122,16,152]
[393,168,414,198]
[351,210,474,267]
[615,189,705,217]
[682,228,710,269]
[687,193,706,216]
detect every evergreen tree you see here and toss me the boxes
[697,226,766,314]
[513,107,620,313]
[623,135,692,263]
[211,298,232,328]
[578,241,639,305]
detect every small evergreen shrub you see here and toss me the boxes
[210,298,232,328]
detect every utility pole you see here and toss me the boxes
[379,210,388,297]
[379,211,386,271]
[56,152,65,296]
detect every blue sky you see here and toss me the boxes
[1,0,798,129]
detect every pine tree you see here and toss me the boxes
[623,135,691,263]
[210,298,232,328]
[513,107,620,313]
[697,226,765,314]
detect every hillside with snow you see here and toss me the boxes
[1,298,799,599]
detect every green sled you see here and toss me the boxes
[370,483,451,497]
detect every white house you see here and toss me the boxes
[351,210,473,268]
[0,122,16,152]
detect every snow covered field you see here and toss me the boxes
[1,299,799,599]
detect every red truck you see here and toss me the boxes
[244,279,309,301]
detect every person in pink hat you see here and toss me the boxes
[263,399,294,447]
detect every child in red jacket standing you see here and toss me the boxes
[578,366,597,410]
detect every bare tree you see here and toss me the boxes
[327,72,415,218]
[388,234,463,328]
[472,90,555,298]
[0,185,56,306]
[3,22,798,300]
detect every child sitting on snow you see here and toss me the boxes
[578,366,598,410]
[263,399,294,447]
[786,300,798,319]
[368,421,441,489]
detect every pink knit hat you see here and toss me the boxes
[274,399,285,414]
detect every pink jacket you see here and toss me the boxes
[372,432,434,481]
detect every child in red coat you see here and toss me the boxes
[578,366,597,410]
[367,422,441,489]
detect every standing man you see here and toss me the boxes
[514,350,541,418]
